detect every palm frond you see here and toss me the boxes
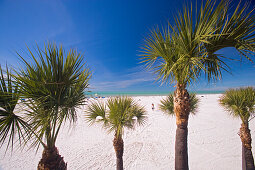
[140,0,228,85]
[14,42,91,148]
[130,103,147,126]
[85,97,146,138]
[159,93,199,116]
[206,0,255,62]
[189,93,199,114]
[0,64,31,151]
[159,94,175,115]
[140,0,254,86]
[85,101,108,127]
[219,87,255,122]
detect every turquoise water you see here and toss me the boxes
[86,91,223,97]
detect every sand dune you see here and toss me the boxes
[0,94,254,170]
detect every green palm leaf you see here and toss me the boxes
[140,0,228,85]
[14,42,91,149]
[0,65,31,151]
[140,0,254,85]
[159,93,199,116]
[219,87,255,122]
[205,1,255,61]
[86,97,146,138]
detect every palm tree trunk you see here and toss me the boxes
[113,134,124,170]
[37,146,67,170]
[239,122,255,170]
[174,83,190,170]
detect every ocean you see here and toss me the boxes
[86,91,223,97]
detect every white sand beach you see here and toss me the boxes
[0,94,254,170]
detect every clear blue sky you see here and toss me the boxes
[0,0,254,92]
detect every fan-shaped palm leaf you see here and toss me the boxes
[205,1,255,61]
[14,42,91,169]
[86,96,146,170]
[15,43,91,148]
[86,97,146,137]
[0,65,31,151]
[159,93,199,116]
[219,87,255,122]
[140,0,230,85]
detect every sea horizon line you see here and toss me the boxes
[86,91,224,97]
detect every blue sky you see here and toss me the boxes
[0,0,254,92]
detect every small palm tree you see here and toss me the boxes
[0,65,30,151]
[14,43,91,170]
[220,87,255,170]
[159,93,199,116]
[86,97,146,170]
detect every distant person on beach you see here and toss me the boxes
[152,103,155,110]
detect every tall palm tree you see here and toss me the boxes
[159,93,199,116]
[220,87,255,170]
[14,43,91,170]
[86,97,146,170]
[140,0,255,169]
[0,64,30,151]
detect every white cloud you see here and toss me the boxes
[90,66,156,91]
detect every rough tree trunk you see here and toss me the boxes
[174,83,190,170]
[38,146,67,170]
[113,134,124,170]
[239,123,255,170]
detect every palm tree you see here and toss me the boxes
[159,93,199,116]
[14,43,91,170]
[140,0,255,169]
[86,96,146,170]
[220,87,255,170]
[0,64,30,151]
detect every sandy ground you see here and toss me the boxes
[0,94,254,170]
